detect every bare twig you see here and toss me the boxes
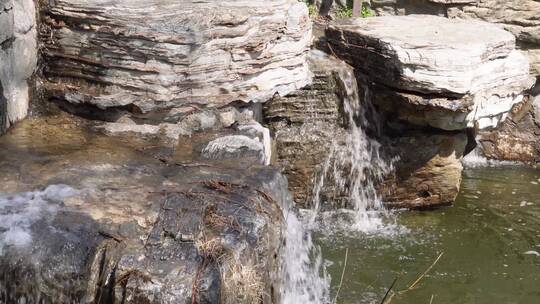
[406,252,444,291]
[380,277,398,304]
[429,294,435,304]
[333,248,349,303]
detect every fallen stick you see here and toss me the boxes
[333,248,349,303]
[406,252,444,291]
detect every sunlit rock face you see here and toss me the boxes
[40,0,312,122]
[477,82,540,164]
[0,0,38,134]
[368,0,540,165]
[326,15,535,131]
[371,0,540,77]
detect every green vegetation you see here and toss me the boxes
[302,1,319,17]
[361,5,375,18]
[301,0,375,19]
[336,1,375,19]
[335,6,354,19]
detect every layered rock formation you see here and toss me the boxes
[369,0,540,165]
[264,51,350,207]
[327,15,535,130]
[477,82,540,164]
[0,0,38,134]
[325,15,534,207]
[40,0,312,122]
[371,0,540,76]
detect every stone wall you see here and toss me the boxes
[0,0,38,134]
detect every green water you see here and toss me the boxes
[320,167,540,304]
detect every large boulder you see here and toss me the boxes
[0,0,38,134]
[326,15,535,130]
[371,0,540,77]
[40,0,312,122]
[380,131,468,209]
[0,113,289,303]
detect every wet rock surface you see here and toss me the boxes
[326,15,535,130]
[39,0,312,122]
[379,130,468,209]
[0,0,38,133]
[0,113,288,303]
[264,51,350,207]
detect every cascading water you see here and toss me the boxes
[310,67,394,233]
[280,208,330,304]
[280,54,398,304]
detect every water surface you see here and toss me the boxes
[320,166,540,304]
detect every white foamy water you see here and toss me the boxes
[281,209,330,304]
[462,147,520,168]
[0,185,78,254]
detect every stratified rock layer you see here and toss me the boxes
[0,0,38,133]
[326,15,535,130]
[264,51,350,207]
[477,83,540,164]
[40,0,312,121]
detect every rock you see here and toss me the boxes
[202,135,267,165]
[99,122,189,144]
[40,0,312,122]
[0,0,38,133]
[0,114,289,303]
[264,50,351,206]
[380,131,468,209]
[477,83,540,164]
[371,0,540,77]
[0,82,6,134]
[326,15,535,130]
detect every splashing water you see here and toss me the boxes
[462,145,520,168]
[0,185,79,254]
[310,67,394,233]
[281,209,331,304]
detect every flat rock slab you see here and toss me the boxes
[41,0,311,121]
[326,15,535,130]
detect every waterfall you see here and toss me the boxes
[280,57,396,304]
[280,209,330,304]
[310,67,394,233]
